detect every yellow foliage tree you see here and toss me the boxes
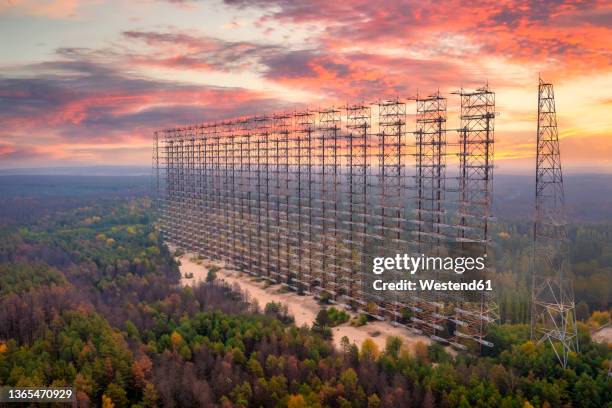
[101,394,115,408]
[171,331,183,351]
[589,310,611,329]
[413,341,429,364]
[287,394,307,408]
[368,393,381,408]
[360,338,380,362]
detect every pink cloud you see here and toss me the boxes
[0,0,80,19]
[225,0,612,78]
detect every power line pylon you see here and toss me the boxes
[531,77,578,368]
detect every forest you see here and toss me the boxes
[0,176,610,407]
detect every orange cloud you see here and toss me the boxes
[0,0,80,18]
[1,1,610,169]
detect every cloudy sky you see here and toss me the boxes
[0,0,610,172]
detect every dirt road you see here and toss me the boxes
[177,252,430,351]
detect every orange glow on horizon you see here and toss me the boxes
[0,0,609,171]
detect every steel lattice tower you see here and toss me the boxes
[413,92,447,249]
[411,92,448,339]
[345,104,371,308]
[378,100,406,322]
[449,86,497,351]
[531,78,578,368]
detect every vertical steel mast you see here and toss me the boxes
[377,100,406,322]
[531,78,578,368]
[412,92,447,339]
[345,104,370,310]
[450,86,497,351]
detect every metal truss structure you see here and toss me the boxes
[154,88,497,350]
[410,92,448,341]
[531,78,578,368]
[449,87,498,350]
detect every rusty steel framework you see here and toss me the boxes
[154,88,497,350]
[449,87,498,350]
[410,92,448,341]
[531,78,578,368]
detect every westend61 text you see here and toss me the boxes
[373,279,493,291]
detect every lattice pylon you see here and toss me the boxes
[316,108,342,300]
[345,104,370,309]
[531,78,578,368]
[450,86,498,351]
[293,111,316,294]
[411,92,448,339]
[377,99,406,322]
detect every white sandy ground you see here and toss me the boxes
[592,325,612,345]
[176,251,431,351]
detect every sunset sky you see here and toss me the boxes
[0,0,610,172]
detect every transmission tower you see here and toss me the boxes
[531,77,578,368]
